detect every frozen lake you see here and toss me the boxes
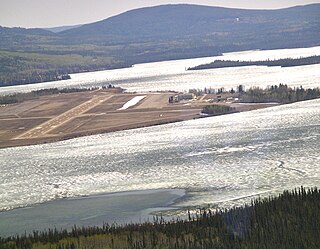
[0,46,320,95]
[1,98,320,236]
[0,46,320,236]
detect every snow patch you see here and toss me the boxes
[118,96,146,110]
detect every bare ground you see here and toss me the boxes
[0,90,276,149]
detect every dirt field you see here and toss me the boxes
[0,90,276,149]
[0,90,205,148]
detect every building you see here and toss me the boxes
[169,93,196,103]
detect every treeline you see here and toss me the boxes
[0,88,98,105]
[241,84,320,103]
[188,55,320,70]
[0,54,71,86]
[1,68,98,87]
[1,187,319,249]
[202,105,236,115]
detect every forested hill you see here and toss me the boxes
[1,3,319,51]
[0,26,53,36]
[188,55,320,70]
[59,4,320,48]
[43,25,82,33]
[0,4,320,87]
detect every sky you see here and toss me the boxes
[1,0,320,28]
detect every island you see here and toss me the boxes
[187,55,320,71]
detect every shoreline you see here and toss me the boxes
[0,115,202,149]
[1,45,319,95]
[0,188,186,238]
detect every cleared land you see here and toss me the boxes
[0,90,202,148]
[0,90,277,149]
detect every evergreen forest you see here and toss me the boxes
[1,187,319,249]
[240,84,320,103]
[188,55,320,71]
[202,105,236,115]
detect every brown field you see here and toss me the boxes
[0,90,204,148]
[0,91,276,149]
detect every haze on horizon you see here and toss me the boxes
[1,0,320,28]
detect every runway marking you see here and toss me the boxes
[14,94,113,139]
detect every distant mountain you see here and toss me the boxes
[0,26,55,51]
[0,26,53,36]
[60,4,320,47]
[44,24,82,33]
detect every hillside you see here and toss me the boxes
[0,4,320,86]
[60,4,320,47]
[43,25,82,33]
